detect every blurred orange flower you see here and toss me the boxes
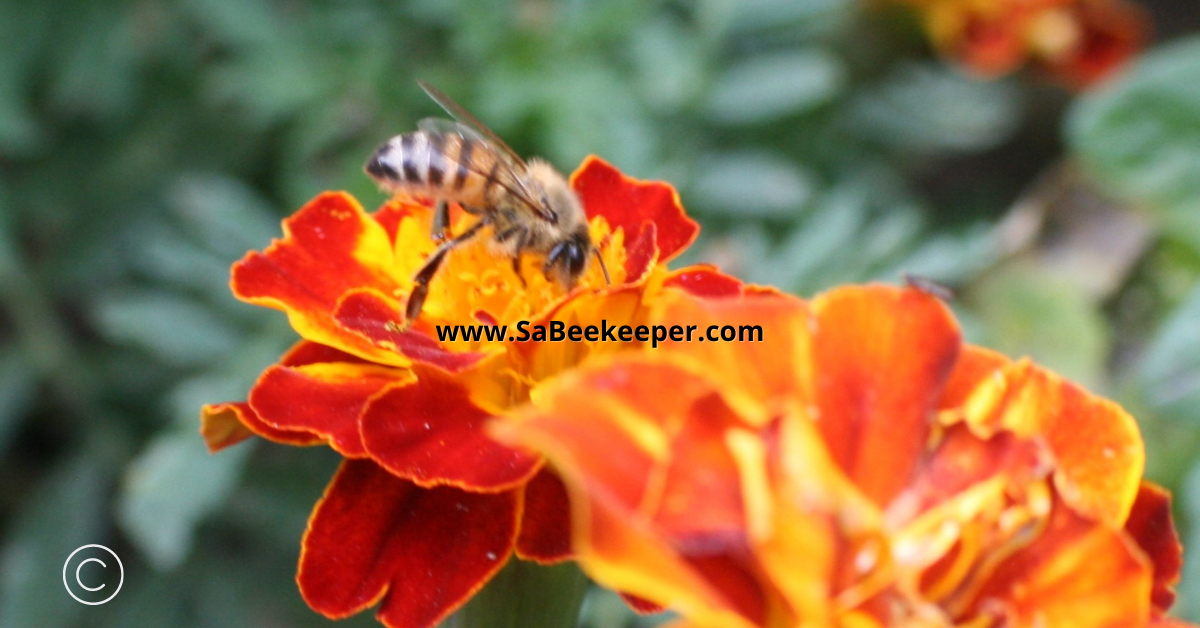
[200,156,752,628]
[497,285,1189,627]
[896,0,1149,87]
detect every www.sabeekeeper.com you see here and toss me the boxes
[436,320,763,347]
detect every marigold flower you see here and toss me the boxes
[200,156,753,628]
[495,285,1190,628]
[895,0,1149,87]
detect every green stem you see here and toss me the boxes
[450,559,590,628]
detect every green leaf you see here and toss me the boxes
[0,455,113,628]
[91,291,242,368]
[1176,459,1200,621]
[0,345,36,454]
[0,2,48,152]
[579,586,666,628]
[47,5,139,121]
[166,174,282,259]
[116,430,253,571]
[451,559,590,628]
[690,151,816,216]
[124,221,235,298]
[705,50,845,124]
[1068,36,1200,249]
[722,0,852,36]
[631,19,706,112]
[967,261,1109,389]
[846,63,1021,152]
[1136,282,1200,425]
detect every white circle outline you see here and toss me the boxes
[76,558,107,591]
[63,544,123,605]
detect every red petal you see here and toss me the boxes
[231,192,408,365]
[570,156,699,263]
[623,222,659,284]
[620,592,666,615]
[360,369,541,491]
[298,460,519,628]
[249,362,410,457]
[332,288,486,373]
[811,285,961,506]
[663,266,746,298]
[372,199,423,243]
[200,401,322,451]
[280,340,370,367]
[1037,0,1149,89]
[1124,482,1183,616]
[954,11,1027,77]
[515,467,574,563]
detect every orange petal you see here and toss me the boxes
[968,498,1151,626]
[651,291,815,425]
[200,401,322,452]
[900,423,1049,518]
[960,360,1144,527]
[232,192,409,366]
[497,357,767,627]
[810,285,962,506]
[248,362,412,457]
[199,402,257,452]
[938,344,1010,412]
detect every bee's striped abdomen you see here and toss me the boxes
[365,131,505,208]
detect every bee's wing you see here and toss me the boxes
[417,117,487,143]
[416,81,555,223]
[418,80,528,170]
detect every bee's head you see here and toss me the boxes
[544,229,594,287]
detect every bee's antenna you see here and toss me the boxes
[594,249,611,285]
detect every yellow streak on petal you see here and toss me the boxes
[492,410,760,628]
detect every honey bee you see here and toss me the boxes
[365,80,609,325]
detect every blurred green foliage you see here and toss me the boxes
[1,0,1199,626]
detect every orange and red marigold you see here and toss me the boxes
[892,0,1150,87]
[495,285,1191,628]
[200,156,753,628]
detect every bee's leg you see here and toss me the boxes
[510,255,525,287]
[431,200,451,244]
[406,218,490,327]
[495,226,528,287]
